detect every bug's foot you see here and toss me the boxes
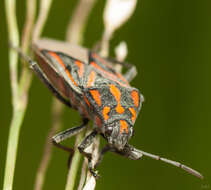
[89,168,100,179]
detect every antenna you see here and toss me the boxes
[135,148,203,179]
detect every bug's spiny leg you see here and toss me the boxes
[103,56,137,82]
[78,130,98,178]
[10,45,72,107]
[52,118,88,168]
[52,118,88,152]
[52,118,89,146]
[78,130,98,160]
[88,51,137,82]
[120,144,203,179]
[94,144,112,169]
[123,65,137,83]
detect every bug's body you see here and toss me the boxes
[14,38,203,179]
[34,40,143,152]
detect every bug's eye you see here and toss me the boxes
[105,126,113,136]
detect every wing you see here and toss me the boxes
[33,45,87,95]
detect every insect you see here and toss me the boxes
[13,38,203,179]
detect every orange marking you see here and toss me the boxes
[90,89,101,106]
[87,71,96,87]
[95,116,102,127]
[75,60,84,77]
[131,90,139,108]
[91,61,128,87]
[120,120,128,134]
[129,107,136,122]
[83,95,91,107]
[109,84,125,114]
[102,106,110,120]
[48,51,78,87]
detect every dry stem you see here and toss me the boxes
[34,100,63,190]
[66,0,97,44]
[33,1,97,190]
[3,0,52,190]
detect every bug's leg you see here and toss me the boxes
[52,118,89,152]
[78,130,98,178]
[106,58,137,82]
[94,144,113,169]
[114,144,204,179]
[94,143,142,169]
[52,118,89,167]
[123,65,137,83]
[10,45,71,107]
[89,51,137,82]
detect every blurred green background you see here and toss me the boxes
[0,0,210,190]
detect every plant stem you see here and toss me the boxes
[77,159,87,190]
[65,131,85,190]
[4,0,52,189]
[21,0,36,52]
[3,0,20,189]
[5,0,19,107]
[66,0,97,44]
[64,1,97,190]
[33,0,97,189]
[34,100,63,190]
[82,136,100,190]
[3,109,25,190]
[33,0,52,42]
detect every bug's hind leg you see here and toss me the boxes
[89,51,137,82]
[106,57,137,82]
[123,65,137,83]
[78,130,98,178]
[52,118,89,165]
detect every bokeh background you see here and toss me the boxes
[0,0,211,190]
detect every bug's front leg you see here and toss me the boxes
[93,143,143,171]
[78,130,98,178]
[52,118,89,164]
[94,144,113,170]
[94,144,143,171]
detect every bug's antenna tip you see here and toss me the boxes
[181,164,204,180]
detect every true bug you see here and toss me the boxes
[13,38,203,179]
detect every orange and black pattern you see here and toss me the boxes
[36,48,143,139]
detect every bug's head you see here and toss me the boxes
[104,120,133,151]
